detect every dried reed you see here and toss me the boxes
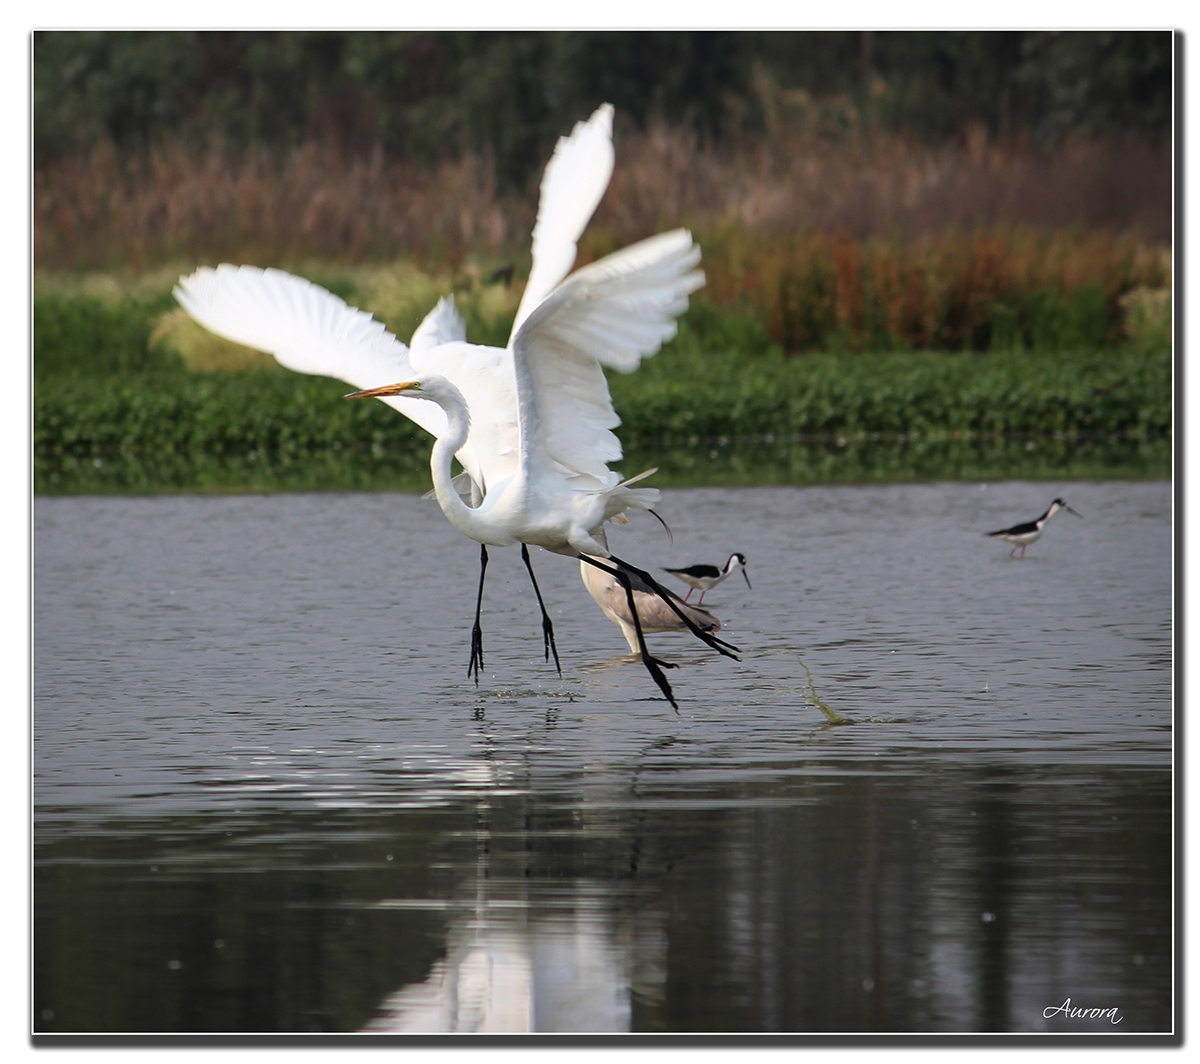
[35,120,1169,272]
[677,226,1167,352]
[35,136,520,271]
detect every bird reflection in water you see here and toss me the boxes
[362,905,637,1033]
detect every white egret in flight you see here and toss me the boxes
[175,104,736,709]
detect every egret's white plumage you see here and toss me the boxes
[510,102,615,339]
[174,103,729,709]
[172,271,513,502]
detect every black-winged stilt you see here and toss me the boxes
[663,553,751,604]
[986,499,1081,558]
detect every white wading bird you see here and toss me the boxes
[581,553,723,656]
[174,104,736,710]
[985,498,1082,558]
[579,527,723,656]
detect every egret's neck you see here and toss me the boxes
[423,379,491,540]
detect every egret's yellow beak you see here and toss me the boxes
[344,381,421,399]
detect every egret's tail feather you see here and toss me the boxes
[621,467,659,487]
[604,485,661,524]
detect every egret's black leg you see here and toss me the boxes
[607,553,741,660]
[579,555,680,712]
[468,544,488,683]
[521,544,561,676]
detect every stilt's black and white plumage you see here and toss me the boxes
[663,553,751,604]
[985,499,1081,558]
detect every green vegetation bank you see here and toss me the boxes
[34,257,1171,495]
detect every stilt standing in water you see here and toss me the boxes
[986,499,1082,558]
[664,553,751,604]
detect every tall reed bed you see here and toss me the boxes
[35,121,1169,272]
[34,138,516,271]
[594,116,1169,244]
[661,226,1170,353]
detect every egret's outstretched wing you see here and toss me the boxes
[173,265,450,444]
[508,103,615,342]
[511,229,704,489]
[411,295,467,353]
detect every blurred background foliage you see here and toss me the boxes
[35,30,1172,180]
[34,30,1173,272]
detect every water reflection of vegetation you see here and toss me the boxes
[622,432,1170,488]
[34,764,1173,1033]
[36,432,1169,497]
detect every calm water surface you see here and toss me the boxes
[34,481,1174,1036]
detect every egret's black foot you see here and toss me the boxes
[521,543,562,677]
[644,656,680,713]
[467,543,489,686]
[541,616,562,676]
[468,625,484,685]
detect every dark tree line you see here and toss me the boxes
[35,30,1174,186]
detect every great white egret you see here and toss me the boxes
[663,552,751,604]
[174,103,735,709]
[985,499,1082,558]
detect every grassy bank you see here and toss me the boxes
[37,431,1172,496]
[33,258,1171,495]
[608,324,1168,444]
